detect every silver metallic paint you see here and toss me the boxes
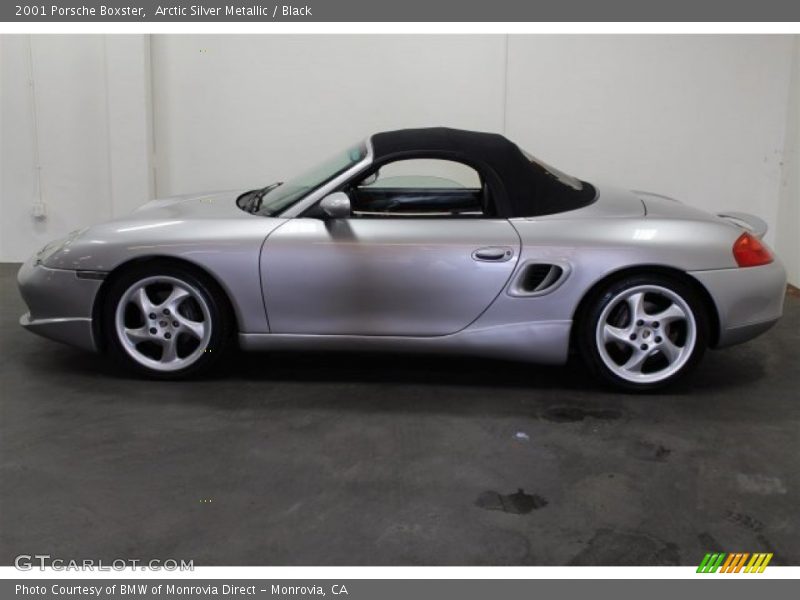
[17,256,101,351]
[18,149,786,366]
[689,260,786,346]
[238,320,573,364]
[260,217,521,336]
[319,192,353,219]
[39,191,284,334]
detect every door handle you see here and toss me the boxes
[472,246,514,262]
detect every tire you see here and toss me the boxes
[102,263,235,379]
[577,274,709,392]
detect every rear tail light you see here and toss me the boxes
[732,232,773,267]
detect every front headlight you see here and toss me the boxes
[35,228,87,265]
[34,238,66,265]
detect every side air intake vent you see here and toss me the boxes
[509,262,568,297]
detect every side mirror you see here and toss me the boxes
[319,192,351,219]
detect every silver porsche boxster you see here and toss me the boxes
[18,128,786,390]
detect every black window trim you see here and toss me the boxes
[300,150,508,220]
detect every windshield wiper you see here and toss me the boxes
[247,181,283,214]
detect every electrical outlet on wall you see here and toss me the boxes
[31,202,47,220]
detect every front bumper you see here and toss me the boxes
[690,259,787,348]
[17,257,103,352]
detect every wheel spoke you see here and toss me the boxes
[659,337,682,363]
[175,315,205,340]
[124,326,151,345]
[622,347,651,373]
[603,323,634,347]
[159,286,191,313]
[159,336,179,363]
[132,287,155,316]
[626,292,647,324]
[649,302,685,324]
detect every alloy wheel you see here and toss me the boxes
[595,284,697,384]
[114,276,212,372]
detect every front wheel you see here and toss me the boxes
[578,275,709,391]
[103,264,234,379]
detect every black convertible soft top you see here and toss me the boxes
[370,127,595,218]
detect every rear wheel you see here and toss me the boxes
[103,264,234,379]
[578,275,708,391]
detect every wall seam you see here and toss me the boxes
[775,35,800,285]
[145,34,158,199]
[26,36,43,212]
[102,35,114,219]
[502,34,510,135]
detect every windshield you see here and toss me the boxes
[520,149,584,191]
[244,142,367,216]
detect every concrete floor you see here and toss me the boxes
[1,262,798,566]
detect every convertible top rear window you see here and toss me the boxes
[520,149,584,192]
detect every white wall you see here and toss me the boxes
[776,37,800,286]
[2,36,112,259]
[105,36,155,216]
[506,35,794,249]
[150,35,506,196]
[0,35,151,262]
[2,34,799,285]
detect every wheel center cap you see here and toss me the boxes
[642,329,651,339]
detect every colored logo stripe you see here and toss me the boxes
[697,553,726,573]
[745,553,773,573]
[697,553,773,573]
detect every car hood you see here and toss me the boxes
[127,190,250,220]
[39,190,282,271]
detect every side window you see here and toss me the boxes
[350,159,486,217]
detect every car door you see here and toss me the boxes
[260,158,520,336]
